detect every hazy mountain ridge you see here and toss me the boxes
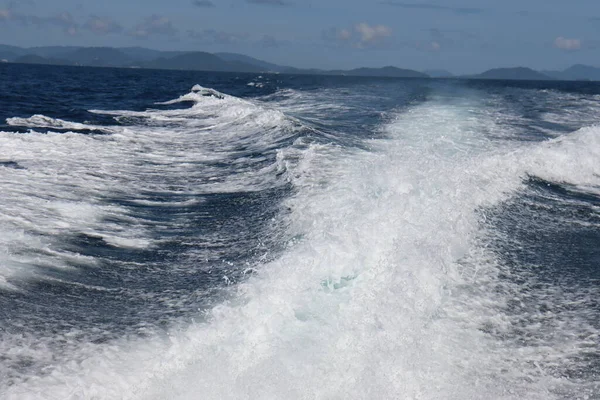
[469,67,553,80]
[13,54,72,66]
[542,64,600,81]
[143,52,263,73]
[337,66,428,78]
[65,47,134,67]
[2,44,600,81]
[216,52,287,72]
[424,69,454,78]
[0,45,428,78]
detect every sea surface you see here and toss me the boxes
[0,63,599,399]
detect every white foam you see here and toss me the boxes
[259,88,357,124]
[524,125,600,188]
[3,87,599,399]
[7,114,116,133]
[132,99,597,399]
[0,85,303,288]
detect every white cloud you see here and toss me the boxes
[323,23,392,49]
[354,23,392,48]
[554,36,581,50]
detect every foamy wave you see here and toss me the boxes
[5,92,588,400]
[158,85,229,105]
[92,85,297,136]
[0,84,306,290]
[3,84,599,400]
[525,124,600,189]
[7,115,115,133]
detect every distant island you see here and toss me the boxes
[469,67,552,81]
[1,44,599,81]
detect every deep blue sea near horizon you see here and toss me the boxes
[0,63,599,399]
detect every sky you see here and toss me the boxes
[0,0,598,73]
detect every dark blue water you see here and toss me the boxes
[0,63,599,399]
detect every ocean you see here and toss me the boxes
[0,63,599,399]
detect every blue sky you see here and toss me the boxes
[0,0,598,73]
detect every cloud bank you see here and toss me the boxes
[554,36,581,50]
[324,23,392,49]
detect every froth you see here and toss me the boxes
[7,115,115,133]
[137,97,598,399]
[3,85,599,399]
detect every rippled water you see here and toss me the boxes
[1,64,599,399]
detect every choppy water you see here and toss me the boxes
[0,63,599,399]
